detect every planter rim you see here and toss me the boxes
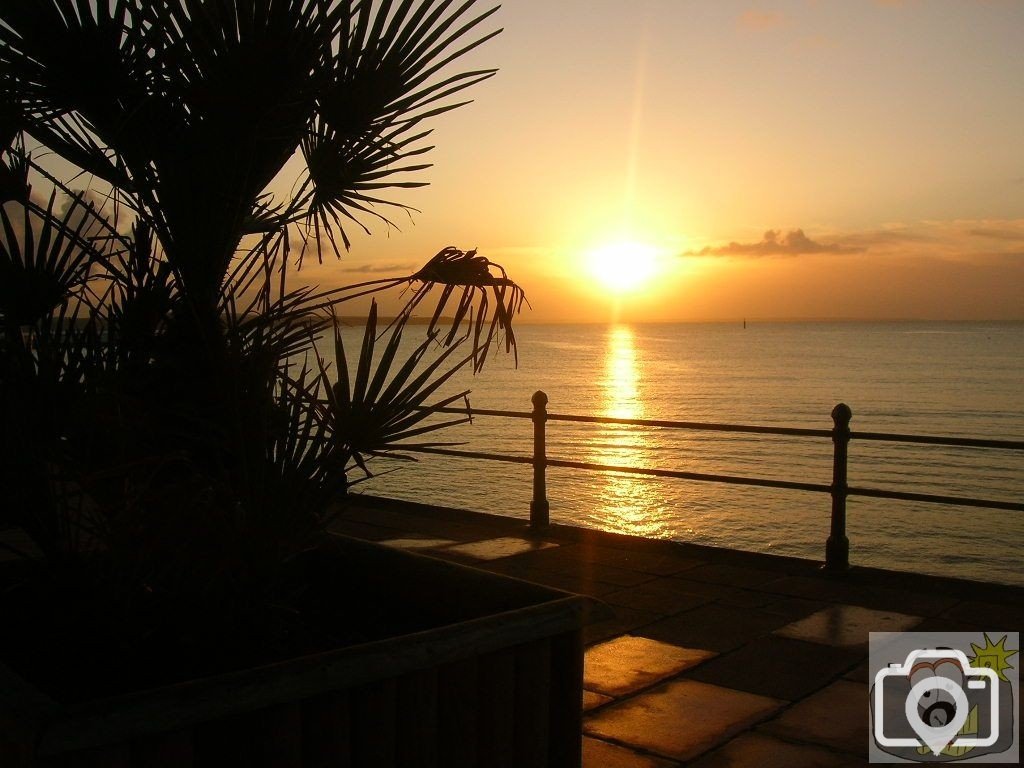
[1,534,594,756]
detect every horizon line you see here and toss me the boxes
[506,317,1024,326]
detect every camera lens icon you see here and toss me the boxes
[873,648,1000,756]
[911,657,967,729]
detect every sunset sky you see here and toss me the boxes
[295,0,1024,323]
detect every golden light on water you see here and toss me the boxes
[604,326,641,420]
[590,325,671,538]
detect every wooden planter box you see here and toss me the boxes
[0,535,590,767]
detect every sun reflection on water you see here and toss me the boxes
[605,326,641,420]
[590,325,672,538]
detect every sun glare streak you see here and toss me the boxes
[624,23,649,216]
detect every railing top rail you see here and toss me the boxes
[412,405,1024,450]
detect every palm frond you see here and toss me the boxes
[302,0,500,255]
[324,300,475,479]
[0,190,108,326]
[399,246,528,372]
[103,221,177,370]
[0,1,147,188]
[0,152,29,207]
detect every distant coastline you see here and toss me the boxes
[509,317,1024,326]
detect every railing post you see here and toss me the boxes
[530,390,550,528]
[825,403,852,573]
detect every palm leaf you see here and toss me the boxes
[400,246,528,371]
[302,0,501,253]
[325,299,476,478]
[0,191,108,325]
[0,132,30,205]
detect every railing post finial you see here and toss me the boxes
[825,402,852,574]
[530,390,550,528]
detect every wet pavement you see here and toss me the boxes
[333,495,1024,766]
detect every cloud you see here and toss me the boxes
[969,227,1024,242]
[685,220,1024,265]
[830,228,936,250]
[346,262,415,275]
[684,229,863,258]
[738,10,785,30]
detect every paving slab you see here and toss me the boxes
[752,575,956,616]
[843,586,956,617]
[842,660,869,683]
[583,679,784,762]
[499,545,657,587]
[377,537,458,550]
[940,599,1024,630]
[602,579,715,616]
[760,679,869,756]
[773,604,922,647]
[585,636,716,697]
[680,563,789,589]
[325,519,399,541]
[688,732,863,768]
[539,570,633,599]
[685,635,863,701]
[582,736,680,768]
[583,690,613,711]
[714,588,784,610]
[569,542,705,576]
[759,596,830,620]
[584,605,661,646]
[637,604,791,652]
[481,558,627,597]
[440,536,559,561]
[554,561,657,589]
[910,616,988,634]
[666,576,781,610]
[343,505,516,542]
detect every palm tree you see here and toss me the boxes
[0,0,524,672]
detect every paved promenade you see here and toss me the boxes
[331,495,1024,767]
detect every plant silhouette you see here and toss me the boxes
[0,0,521,685]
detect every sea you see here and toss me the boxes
[326,321,1024,587]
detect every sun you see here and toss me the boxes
[587,241,661,293]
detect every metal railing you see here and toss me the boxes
[404,392,1024,573]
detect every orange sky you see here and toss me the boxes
[286,0,1022,323]
[209,3,1021,321]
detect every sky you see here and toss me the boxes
[272,1,1019,322]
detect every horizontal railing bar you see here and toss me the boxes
[399,446,830,493]
[847,486,1024,511]
[849,431,1024,450]
[412,406,832,437]
[398,446,1022,512]
[544,458,832,494]
[546,413,832,438]
[412,405,535,420]
[411,406,1023,450]
[400,445,534,465]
